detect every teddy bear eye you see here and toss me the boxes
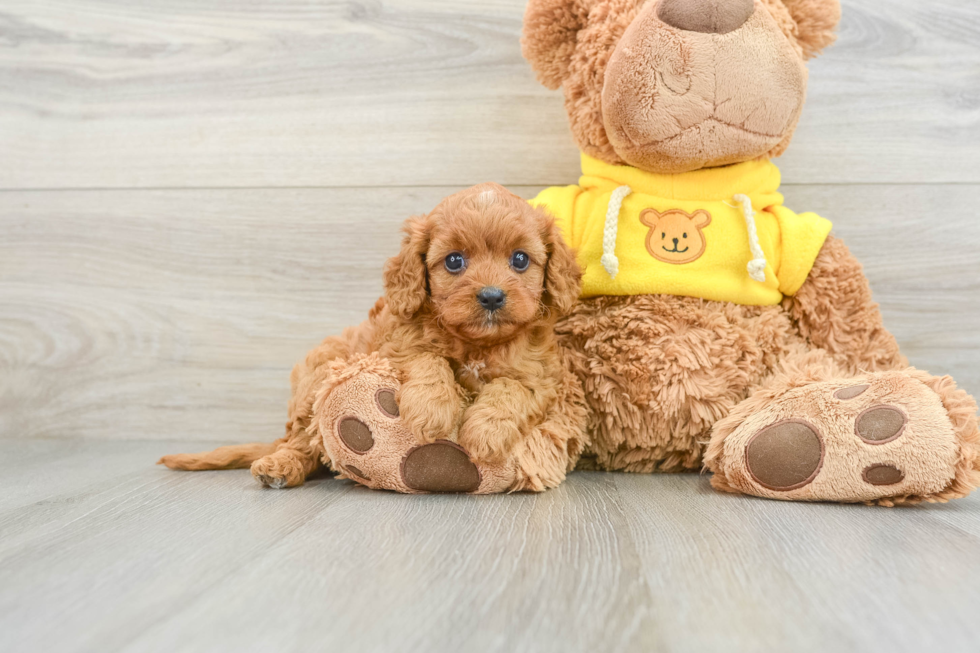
[683,233,688,238]
[510,250,530,272]
[444,252,466,273]
[662,232,666,239]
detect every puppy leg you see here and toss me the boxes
[252,401,328,489]
[249,335,358,488]
[395,353,468,443]
[510,420,581,492]
[251,440,321,489]
[468,366,588,492]
[459,378,549,464]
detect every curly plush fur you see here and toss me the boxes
[160,184,588,491]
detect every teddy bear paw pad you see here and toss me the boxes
[862,464,905,486]
[337,417,375,453]
[745,420,824,491]
[833,384,869,400]
[855,406,907,444]
[375,389,399,418]
[401,441,482,493]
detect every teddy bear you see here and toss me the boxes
[520,0,980,504]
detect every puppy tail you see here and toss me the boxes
[157,442,278,471]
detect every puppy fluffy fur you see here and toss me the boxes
[160,183,587,490]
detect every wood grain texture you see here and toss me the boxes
[1,184,977,442]
[1,0,978,189]
[1,439,979,653]
[612,472,980,652]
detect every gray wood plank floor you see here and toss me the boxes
[2,440,979,653]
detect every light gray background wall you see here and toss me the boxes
[2,0,978,444]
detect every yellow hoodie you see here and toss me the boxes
[532,154,833,306]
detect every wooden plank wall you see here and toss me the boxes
[1,0,978,443]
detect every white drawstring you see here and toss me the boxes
[732,193,768,283]
[602,185,632,279]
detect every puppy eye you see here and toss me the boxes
[510,250,530,272]
[444,252,466,273]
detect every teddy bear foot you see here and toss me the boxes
[314,354,516,494]
[706,369,980,505]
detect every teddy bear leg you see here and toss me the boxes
[705,350,980,505]
[314,354,519,494]
[787,235,907,374]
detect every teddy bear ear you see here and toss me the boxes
[639,209,660,227]
[778,0,842,59]
[521,0,598,90]
[693,210,712,228]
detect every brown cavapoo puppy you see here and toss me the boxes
[160,183,588,493]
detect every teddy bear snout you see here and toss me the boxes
[657,0,755,35]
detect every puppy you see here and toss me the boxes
[160,183,586,491]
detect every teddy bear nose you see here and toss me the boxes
[477,287,506,312]
[657,0,755,35]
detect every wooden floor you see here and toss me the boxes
[2,0,980,651]
[2,439,980,653]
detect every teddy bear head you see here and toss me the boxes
[522,0,841,173]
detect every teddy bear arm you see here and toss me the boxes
[787,234,906,375]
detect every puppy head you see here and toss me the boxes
[383,183,581,344]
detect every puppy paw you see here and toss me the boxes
[250,452,308,489]
[397,384,465,443]
[707,370,980,505]
[458,413,522,465]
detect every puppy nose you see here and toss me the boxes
[657,0,754,34]
[477,287,506,312]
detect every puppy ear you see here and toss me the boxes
[778,0,841,59]
[383,213,432,319]
[522,0,596,89]
[540,216,582,316]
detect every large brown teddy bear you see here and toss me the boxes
[522,0,980,504]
